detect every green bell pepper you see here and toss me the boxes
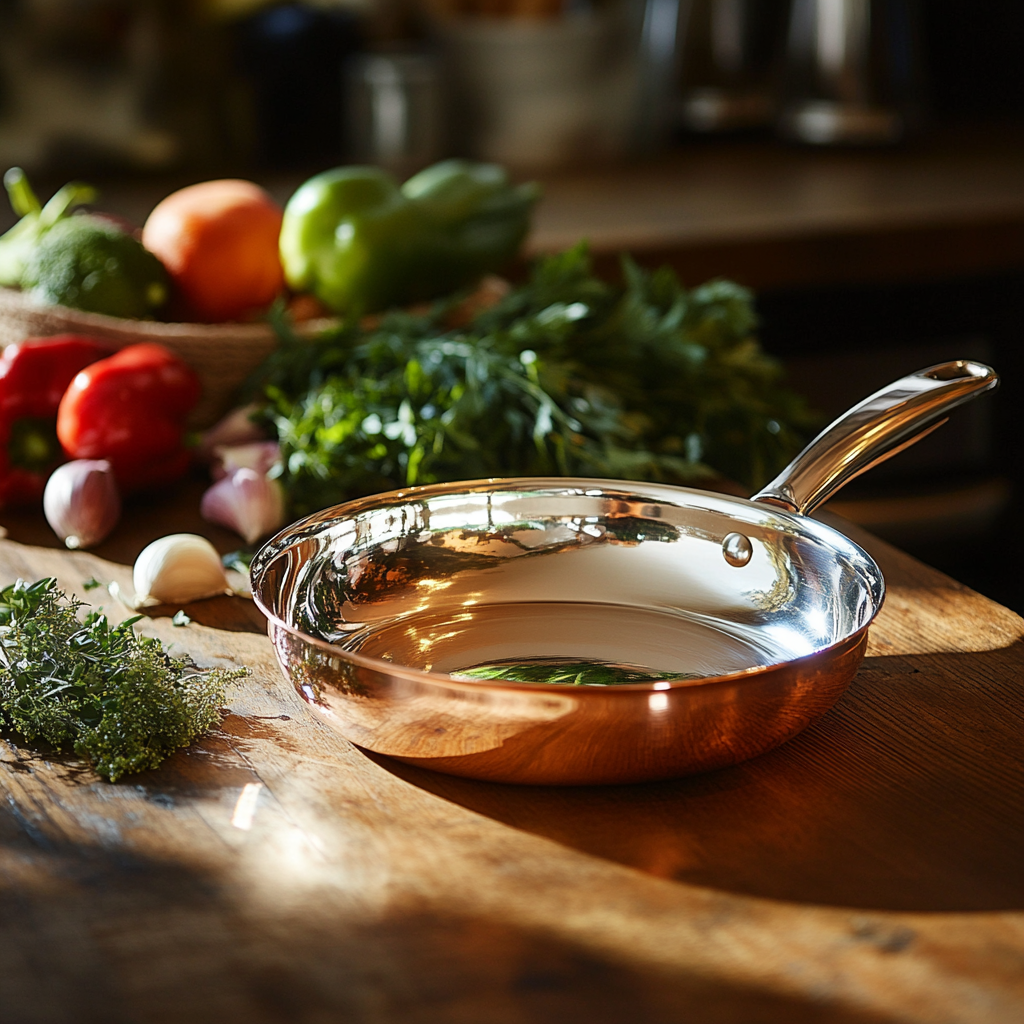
[279,160,539,313]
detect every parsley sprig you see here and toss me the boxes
[0,578,246,781]
[253,245,814,516]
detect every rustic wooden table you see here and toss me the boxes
[1,482,1022,1024]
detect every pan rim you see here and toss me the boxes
[251,475,886,695]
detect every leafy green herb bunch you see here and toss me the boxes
[252,244,814,516]
[0,578,245,781]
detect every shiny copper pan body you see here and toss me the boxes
[252,362,997,785]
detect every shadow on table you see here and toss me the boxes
[0,829,901,1024]
[369,642,1024,913]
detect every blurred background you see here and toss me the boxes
[1,0,1023,611]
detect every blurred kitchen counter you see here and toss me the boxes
[525,125,1024,289]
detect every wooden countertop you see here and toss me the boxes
[1,484,1022,1023]
[528,127,1024,289]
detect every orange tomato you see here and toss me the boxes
[142,180,284,323]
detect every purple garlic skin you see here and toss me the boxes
[201,467,286,545]
[44,459,121,550]
[197,404,267,463]
[210,440,281,482]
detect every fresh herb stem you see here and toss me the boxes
[0,578,246,781]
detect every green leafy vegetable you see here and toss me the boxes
[455,660,700,686]
[0,167,97,287]
[0,168,168,318]
[253,245,813,516]
[221,549,255,575]
[0,578,246,781]
[27,215,169,319]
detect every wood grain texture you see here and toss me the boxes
[0,497,1022,1024]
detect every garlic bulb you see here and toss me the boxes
[43,460,121,549]
[133,534,230,606]
[201,468,286,544]
[210,440,281,482]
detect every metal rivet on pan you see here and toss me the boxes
[722,532,752,567]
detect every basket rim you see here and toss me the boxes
[0,285,336,341]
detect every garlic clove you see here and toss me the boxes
[201,468,286,545]
[133,533,230,606]
[197,403,267,462]
[43,459,121,550]
[210,440,282,482]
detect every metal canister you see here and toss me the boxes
[677,0,789,133]
[777,0,925,145]
[347,51,444,177]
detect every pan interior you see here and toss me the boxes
[259,481,883,686]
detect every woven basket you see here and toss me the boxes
[0,286,334,428]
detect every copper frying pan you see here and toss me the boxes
[252,360,998,784]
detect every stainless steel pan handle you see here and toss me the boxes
[752,360,999,516]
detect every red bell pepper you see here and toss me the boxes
[0,334,113,506]
[57,343,201,491]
